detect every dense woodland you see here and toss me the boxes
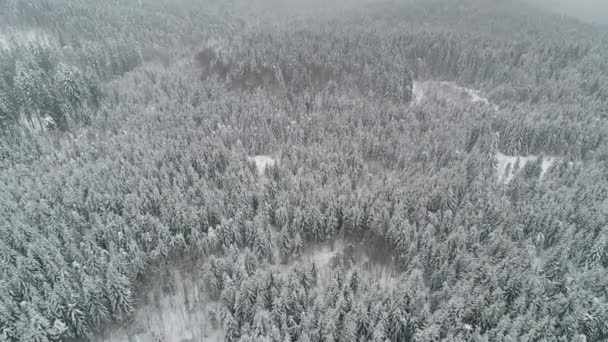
[1,0,608,341]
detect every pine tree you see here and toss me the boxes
[349,271,360,294]
[65,303,89,339]
[13,57,49,130]
[279,225,292,264]
[293,233,303,261]
[83,277,110,328]
[341,312,358,342]
[105,267,134,322]
[222,307,240,342]
[371,315,387,342]
[0,84,16,128]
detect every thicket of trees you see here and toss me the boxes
[0,39,141,131]
[1,0,608,341]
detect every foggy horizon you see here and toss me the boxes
[524,0,608,26]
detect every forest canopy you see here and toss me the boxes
[1,0,608,341]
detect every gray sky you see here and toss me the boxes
[523,0,608,26]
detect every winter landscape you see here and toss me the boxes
[1,0,608,341]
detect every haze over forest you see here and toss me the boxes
[524,0,608,25]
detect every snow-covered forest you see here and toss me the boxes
[1,0,608,341]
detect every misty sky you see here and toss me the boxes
[524,0,608,26]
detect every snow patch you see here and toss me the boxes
[247,155,277,175]
[495,152,558,183]
[412,81,425,105]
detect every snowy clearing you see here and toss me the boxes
[412,80,499,110]
[97,270,222,342]
[495,152,558,183]
[293,239,398,289]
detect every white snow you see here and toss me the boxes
[495,152,558,183]
[247,155,277,175]
[303,240,345,269]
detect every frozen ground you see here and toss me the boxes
[495,152,558,183]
